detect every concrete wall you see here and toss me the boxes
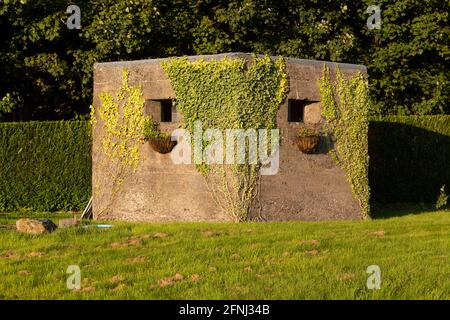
[92,53,366,221]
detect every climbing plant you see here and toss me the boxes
[319,66,370,219]
[162,55,288,221]
[94,69,148,217]
[142,117,169,140]
[97,69,147,170]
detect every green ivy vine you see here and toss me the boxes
[162,55,288,221]
[319,65,370,219]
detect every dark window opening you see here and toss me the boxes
[160,100,173,122]
[288,99,318,122]
[288,100,305,122]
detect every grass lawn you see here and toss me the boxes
[0,209,449,299]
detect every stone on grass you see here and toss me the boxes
[16,218,57,235]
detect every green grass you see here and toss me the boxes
[0,210,449,299]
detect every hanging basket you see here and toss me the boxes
[295,136,320,154]
[148,137,177,154]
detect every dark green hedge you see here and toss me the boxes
[369,116,450,204]
[1,117,448,211]
[0,121,91,211]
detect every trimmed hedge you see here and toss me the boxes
[0,121,91,211]
[369,116,450,204]
[1,117,448,211]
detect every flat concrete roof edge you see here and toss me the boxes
[94,52,367,72]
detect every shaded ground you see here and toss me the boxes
[371,203,438,219]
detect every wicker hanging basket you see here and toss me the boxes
[295,136,320,154]
[148,137,177,154]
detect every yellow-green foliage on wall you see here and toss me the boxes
[319,66,370,219]
[97,69,146,170]
[162,56,287,137]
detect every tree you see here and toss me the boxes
[0,0,448,120]
[359,0,449,115]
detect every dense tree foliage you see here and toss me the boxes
[0,0,448,121]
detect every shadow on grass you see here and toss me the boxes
[369,121,450,205]
[371,202,438,219]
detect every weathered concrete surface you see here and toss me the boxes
[92,53,366,221]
